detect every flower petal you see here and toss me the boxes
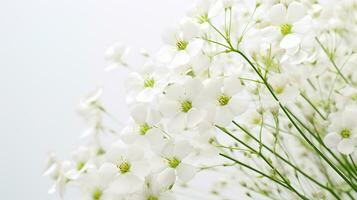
[215,107,233,126]
[108,174,143,194]
[228,95,249,115]
[171,51,190,66]
[167,113,186,133]
[157,168,176,189]
[337,139,355,155]
[176,163,197,182]
[174,140,193,159]
[280,34,301,49]
[223,76,242,96]
[268,4,287,25]
[287,2,306,23]
[323,132,341,148]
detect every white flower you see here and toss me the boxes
[203,77,248,126]
[77,163,117,200]
[44,160,73,197]
[159,140,197,183]
[79,88,103,112]
[266,2,310,50]
[187,0,222,23]
[105,43,130,71]
[104,144,151,195]
[268,73,299,104]
[126,63,168,103]
[158,18,203,66]
[324,107,357,154]
[134,174,176,200]
[64,146,93,180]
[159,77,206,133]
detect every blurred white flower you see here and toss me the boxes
[324,107,357,154]
[105,43,130,71]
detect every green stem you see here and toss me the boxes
[232,121,342,200]
[315,37,349,84]
[216,126,310,200]
[300,93,327,120]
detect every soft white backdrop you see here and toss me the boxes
[0,1,191,199]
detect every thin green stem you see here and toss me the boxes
[315,37,349,84]
[232,121,342,200]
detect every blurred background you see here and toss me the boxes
[0,0,191,199]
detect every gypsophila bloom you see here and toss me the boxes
[46,1,357,199]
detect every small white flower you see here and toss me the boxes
[266,2,310,50]
[158,18,203,66]
[159,140,197,183]
[65,146,93,180]
[324,107,357,154]
[159,77,206,133]
[203,77,248,126]
[105,43,130,71]
[126,63,168,103]
[77,163,117,200]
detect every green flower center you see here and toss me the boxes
[92,188,102,200]
[198,13,209,24]
[168,157,181,168]
[176,40,188,51]
[275,86,285,94]
[96,148,105,155]
[144,78,155,88]
[186,69,195,77]
[76,162,85,171]
[118,162,131,174]
[340,129,351,139]
[139,123,151,135]
[280,24,292,35]
[181,100,192,113]
[147,196,158,200]
[218,95,231,106]
[352,93,357,101]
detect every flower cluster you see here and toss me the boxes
[45,0,357,199]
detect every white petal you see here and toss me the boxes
[280,34,301,49]
[157,168,176,189]
[268,4,287,25]
[127,145,144,161]
[171,51,190,66]
[187,108,205,128]
[147,108,161,125]
[159,99,180,118]
[167,113,186,133]
[186,40,203,56]
[131,160,150,178]
[176,163,197,182]
[292,17,312,34]
[183,78,204,100]
[165,84,185,100]
[174,140,193,159]
[228,95,249,115]
[136,88,156,102]
[130,104,147,124]
[204,78,222,99]
[159,192,176,200]
[147,129,167,154]
[157,46,176,64]
[180,18,199,40]
[223,76,242,96]
[323,132,341,148]
[215,107,233,126]
[108,174,143,194]
[287,2,306,23]
[337,139,355,155]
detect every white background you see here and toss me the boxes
[0,1,192,199]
